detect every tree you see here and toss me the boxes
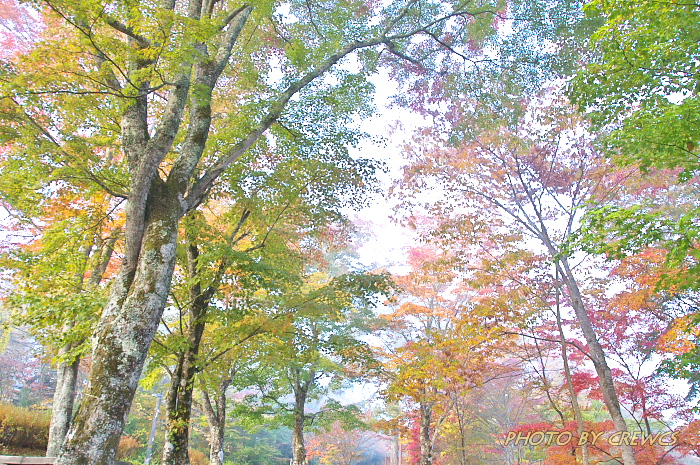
[394,100,646,465]
[307,419,381,465]
[0,0,586,461]
[240,269,390,465]
[153,142,378,465]
[0,182,121,455]
[378,245,508,465]
[0,0,40,58]
[571,0,700,178]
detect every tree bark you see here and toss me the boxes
[55,181,182,465]
[208,423,225,465]
[554,271,590,465]
[418,401,433,465]
[291,370,313,465]
[46,352,80,457]
[162,240,211,465]
[557,258,636,465]
[291,402,307,465]
[201,378,230,465]
[46,2,425,462]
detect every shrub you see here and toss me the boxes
[116,434,142,460]
[189,448,209,465]
[0,402,50,450]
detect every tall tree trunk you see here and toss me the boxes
[202,375,232,465]
[291,374,312,465]
[419,401,433,465]
[455,404,468,465]
[554,270,590,465]
[291,403,307,465]
[162,241,210,465]
[46,352,80,456]
[55,182,182,465]
[391,430,400,465]
[208,423,225,465]
[557,258,636,465]
[161,320,206,465]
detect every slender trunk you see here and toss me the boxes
[161,360,194,465]
[161,334,204,465]
[554,272,589,465]
[162,244,209,465]
[202,377,231,465]
[144,393,163,464]
[55,182,181,465]
[456,404,468,465]
[391,430,399,465]
[419,401,432,465]
[557,258,636,465]
[291,407,307,465]
[46,352,80,456]
[291,378,311,465]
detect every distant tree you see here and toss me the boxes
[393,100,648,465]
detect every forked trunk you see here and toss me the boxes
[554,272,590,465]
[202,377,231,465]
[55,184,181,465]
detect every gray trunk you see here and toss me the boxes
[202,378,230,465]
[291,378,311,465]
[208,424,224,465]
[54,183,181,465]
[557,258,636,465]
[291,412,306,465]
[390,431,399,465]
[46,354,80,457]
[555,273,590,465]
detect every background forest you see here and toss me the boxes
[0,0,698,464]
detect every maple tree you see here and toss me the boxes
[377,245,509,465]
[306,419,380,465]
[236,268,390,465]
[571,0,700,177]
[149,139,379,465]
[393,99,655,465]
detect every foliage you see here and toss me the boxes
[0,402,50,451]
[570,0,700,178]
[570,0,700,412]
[187,449,209,465]
[116,435,142,461]
[307,420,382,465]
[239,268,393,425]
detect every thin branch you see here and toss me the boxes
[503,330,595,362]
